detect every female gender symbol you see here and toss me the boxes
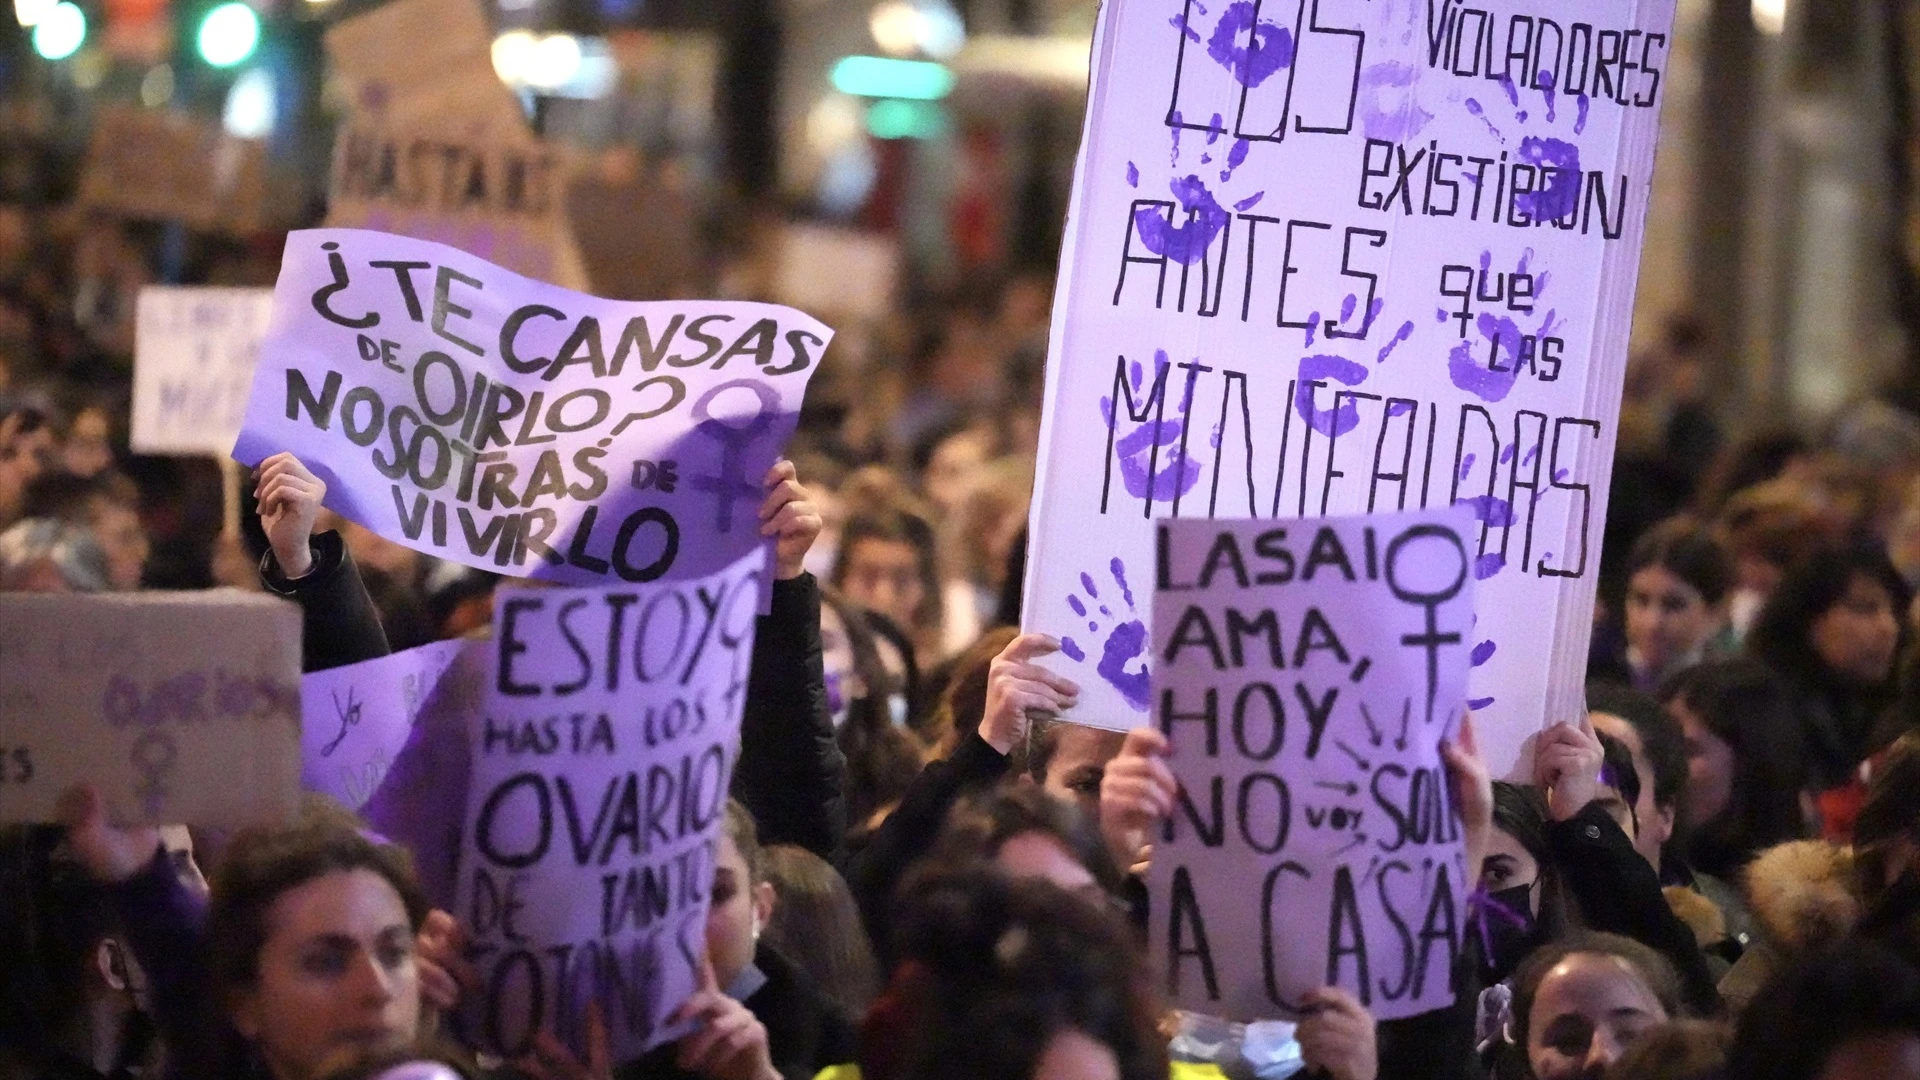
[690,380,781,533]
[1385,524,1469,728]
[130,728,179,820]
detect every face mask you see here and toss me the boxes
[1473,883,1540,985]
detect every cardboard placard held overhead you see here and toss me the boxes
[79,106,270,236]
[1022,0,1678,775]
[322,0,527,130]
[326,118,589,291]
[133,287,275,456]
[1147,508,1475,1024]
[457,551,764,1063]
[232,229,829,586]
[0,592,302,827]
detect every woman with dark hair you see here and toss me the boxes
[60,789,443,1080]
[832,507,944,668]
[1477,783,1577,988]
[819,588,926,837]
[1617,519,1733,691]
[760,846,883,1018]
[853,870,1169,1080]
[1498,932,1687,1080]
[1658,660,1809,881]
[1746,544,1909,797]
[1727,940,1920,1080]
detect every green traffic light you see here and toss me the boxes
[197,1,259,68]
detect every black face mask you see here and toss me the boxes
[1474,882,1542,985]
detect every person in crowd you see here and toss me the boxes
[1714,480,1831,645]
[1587,684,1686,878]
[1596,518,1732,691]
[760,847,883,1019]
[0,518,109,591]
[1479,783,1575,990]
[1533,717,1722,1017]
[1658,661,1809,882]
[1499,934,1687,1080]
[0,825,158,1080]
[1726,940,1920,1080]
[819,588,925,839]
[1719,731,1920,1012]
[918,783,1128,910]
[1589,682,1754,964]
[59,789,438,1080]
[832,506,944,667]
[847,869,1169,1080]
[250,453,392,673]
[933,453,1029,656]
[1746,544,1909,810]
[846,631,1075,948]
[21,471,147,590]
[57,398,117,481]
[617,802,855,1080]
[0,401,55,529]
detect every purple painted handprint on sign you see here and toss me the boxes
[1060,559,1151,713]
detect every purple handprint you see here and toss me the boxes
[1060,559,1151,713]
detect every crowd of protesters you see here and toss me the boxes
[8,204,1920,1080]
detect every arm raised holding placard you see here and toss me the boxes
[253,451,391,672]
[1537,716,1723,1017]
[735,460,847,863]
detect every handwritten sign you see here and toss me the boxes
[232,228,830,585]
[0,591,301,827]
[301,639,470,810]
[133,287,275,456]
[457,550,763,1062]
[326,119,591,291]
[1023,0,1676,774]
[1145,509,1473,1023]
[79,106,269,236]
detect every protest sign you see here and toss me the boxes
[1023,0,1677,774]
[133,287,275,456]
[456,550,764,1062]
[322,0,527,130]
[0,591,301,827]
[1145,509,1473,1023]
[301,638,470,810]
[232,228,831,586]
[326,118,591,291]
[79,106,269,236]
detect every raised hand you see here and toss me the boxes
[1536,712,1605,822]
[518,1003,612,1080]
[759,460,822,582]
[415,909,477,1014]
[980,633,1081,754]
[672,957,780,1080]
[1296,987,1378,1080]
[253,452,326,579]
[56,783,161,884]
[1100,726,1176,875]
[1441,714,1493,881]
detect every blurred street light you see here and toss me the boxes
[30,1,85,59]
[223,67,276,137]
[1752,0,1785,35]
[867,0,964,61]
[13,0,54,27]
[831,55,952,100]
[197,2,260,68]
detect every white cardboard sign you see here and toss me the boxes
[0,591,302,827]
[1024,0,1678,775]
[133,287,275,456]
